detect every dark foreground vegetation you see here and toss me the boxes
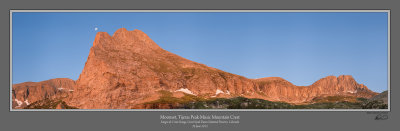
[24,91,388,109]
[143,91,388,109]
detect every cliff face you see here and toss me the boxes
[12,78,75,109]
[66,28,255,109]
[64,28,378,109]
[255,76,377,103]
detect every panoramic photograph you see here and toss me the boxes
[11,11,389,110]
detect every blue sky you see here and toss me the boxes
[12,12,388,92]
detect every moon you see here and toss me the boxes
[94,27,98,31]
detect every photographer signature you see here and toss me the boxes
[375,113,388,120]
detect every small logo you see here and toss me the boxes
[375,113,388,120]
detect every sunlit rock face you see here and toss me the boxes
[26,28,376,109]
[12,78,75,109]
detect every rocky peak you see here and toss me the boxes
[312,75,355,86]
[93,32,112,47]
[112,28,149,39]
[338,75,354,80]
[112,28,132,42]
[315,75,361,89]
[112,28,129,36]
[92,28,162,57]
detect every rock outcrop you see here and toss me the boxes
[12,78,75,109]
[64,28,378,109]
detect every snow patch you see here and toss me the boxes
[216,89,224,95]
[24,100,30,105]
[175,88,196,95]
[14,99,23,107]
[347,90,357,94]
[211,89,228,97]
[58,88,64,91]
[69,90,74,92]
[226,90,230,95]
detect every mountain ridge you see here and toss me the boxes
[66,28,377,109]
[12,78,75,109]
[13,28,379,109]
